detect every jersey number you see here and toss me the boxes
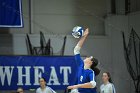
[80,76,83,82]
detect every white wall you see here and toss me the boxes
[0,34,13,54]
[32,0,106,35]
[105,15,131,93]
[7,0,107,35]
[104,12,140,93]
[128,12,140,35]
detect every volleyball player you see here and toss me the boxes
[67,28,100,93]
[36,77,56,93]
[100,72,116,93]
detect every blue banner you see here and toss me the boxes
[0,0,23,27]
[0,56,77,90]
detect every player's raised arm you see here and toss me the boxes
[77,28,89,48]
[74,28,89,55]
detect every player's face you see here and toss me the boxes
[84,57,93,65]
[17,88,24,93]
[39,78,46,87]
[102,73,109,82]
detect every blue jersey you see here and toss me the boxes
[75,54,97,93]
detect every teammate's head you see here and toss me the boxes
[102,72,112,83]
[84,56,100,76]
[17,87,24,93]
[39,77,47,88]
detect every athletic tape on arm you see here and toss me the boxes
[74,45,81,55]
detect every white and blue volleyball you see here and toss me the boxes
[72,26,84,38]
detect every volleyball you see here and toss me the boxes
[72,26,84,38]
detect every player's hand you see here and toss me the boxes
[83,28,89,36]
[67,85,78,89]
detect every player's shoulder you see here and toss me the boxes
[108,83,113,85]
[100,84,104,88]
[87,69,94,73]
[46,86,56,93]
[107,83,114,87]
[36,87,41,92]
[46,86,52,90]
[74,54,80,57]
[75,54,83,60]
[86,69,95,75]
